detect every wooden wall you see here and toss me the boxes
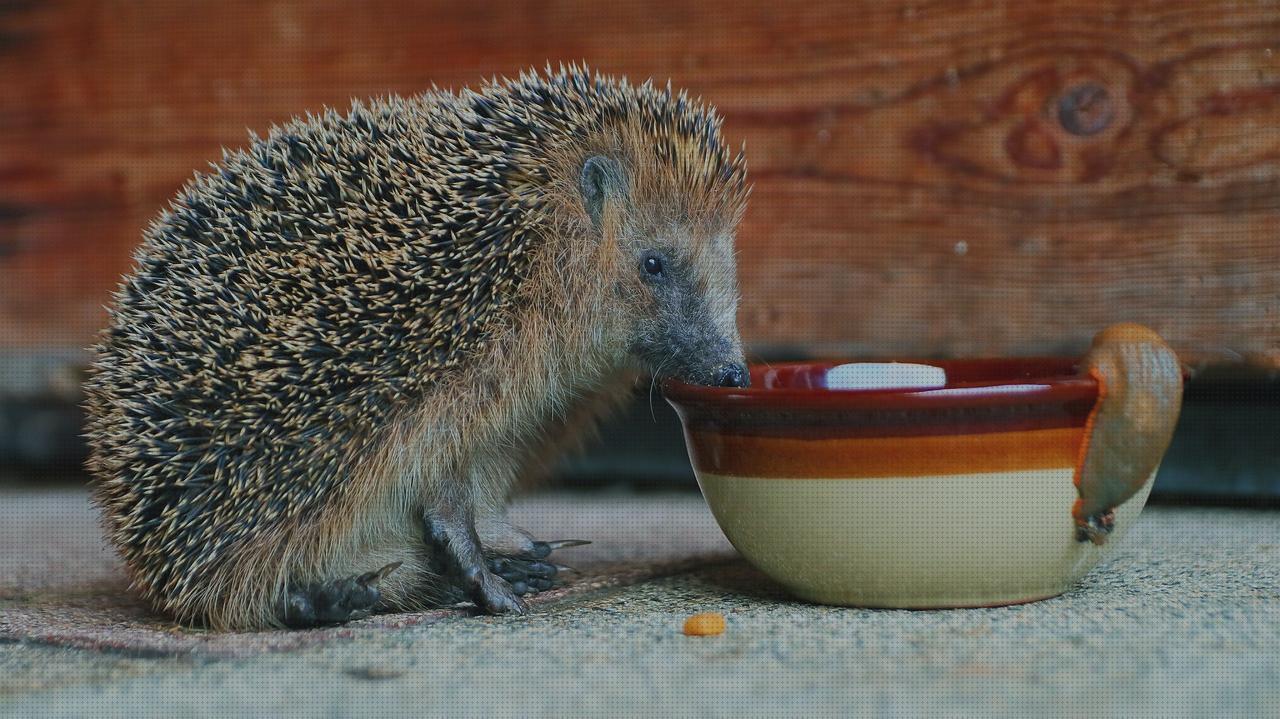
[3,0,1279,375]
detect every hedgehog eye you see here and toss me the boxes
[642,254,664,278]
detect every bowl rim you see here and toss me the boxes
[662,357,1099,411]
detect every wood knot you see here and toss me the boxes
[1056,82,1115,136]
[1005,120,1062,169]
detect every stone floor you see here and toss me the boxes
[1,486,1278,717]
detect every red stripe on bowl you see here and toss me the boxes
[684,426,1085,479]
[666,359,1098,439]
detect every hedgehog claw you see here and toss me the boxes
[542,539,592,551]
[359,561,403,585]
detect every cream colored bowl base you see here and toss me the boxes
[696,468,1156,608]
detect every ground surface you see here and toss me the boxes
[1,487,1277,718]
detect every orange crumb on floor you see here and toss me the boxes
[682,612,726,636]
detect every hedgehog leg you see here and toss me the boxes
[422,506,527,615]
[280,561,401,628]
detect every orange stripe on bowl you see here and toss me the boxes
[686,426,1085,479]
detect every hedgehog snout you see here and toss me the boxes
[634,329,746,388]
[673,341,749,388]
[713,363,749,388]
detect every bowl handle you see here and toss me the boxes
[1073,323,1184,544]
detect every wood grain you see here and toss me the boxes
[1,0,1278,369]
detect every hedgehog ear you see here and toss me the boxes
[579,155,626,229]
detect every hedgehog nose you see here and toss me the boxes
[714,364,749,388]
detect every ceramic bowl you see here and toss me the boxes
[664,358,1164,609]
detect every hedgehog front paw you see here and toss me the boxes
[422,508,528,615]
[464,566,528,614]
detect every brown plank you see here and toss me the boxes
[1,0,1278,366]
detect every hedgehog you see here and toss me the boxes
[83,65,752,631]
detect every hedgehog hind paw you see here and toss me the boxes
[279,562,400,628]
[487,556,563,595]
[484,537,589,595]
[528,538,591,558]
[473,516,590,558]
